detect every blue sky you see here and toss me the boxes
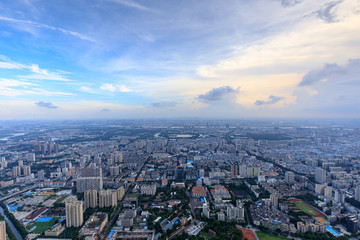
[0,0,359,119]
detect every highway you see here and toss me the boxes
[0,186,35,240]
[0,186,36,201]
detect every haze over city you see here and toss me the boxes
[0,0,359,119]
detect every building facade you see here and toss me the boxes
[65,198,84,227]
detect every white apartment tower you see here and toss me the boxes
[65,198,83,227]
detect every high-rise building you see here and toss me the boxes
[0,221,6,240]
[203,206,210,218]
[226,204,245,221]
[270,194,279,209]
[36,142,59,155]
[82,163,102,177]
[111,152,123,163]
[117,186,125,201]
[18,160,23,167]
[65,198,83,227]
[94,156,102,165]
[334,190,345,204]
[239,165,247,177]
[26,153,35,162]
[99,190,117,208]
[199,169,205,177]
[230,164,238,178]
[355,186,360,202]
[315,184,326,195]
[285,171,295,184]
[76,177,103,193]
[217,211,225,221]
[48,142,59,154]
[226,204,244,221]
[110,191,117,207]
[99,190,105,208]
[38,170,45,180]
[346,216,358,233]
[110,166,120,176]
[315,167,327,184]
[141,184,157,196]
[107,158,113,166]
[80,156,87,166]
[84,190,98,209]
[246,167,254,177]
[324,186,333,198]
[253,166,260,177]
[135,141,144,149]
[22,165,31,176]
[12,166,21,177]
[0,157,7,169]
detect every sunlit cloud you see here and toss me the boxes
[0,0,359,119]
[100,83,132,92]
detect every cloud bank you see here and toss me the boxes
[35,101,58,109]
[198,86,240,102]
[255,95,284,105]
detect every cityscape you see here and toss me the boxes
[0,119,359,239]
[1,0,360,240]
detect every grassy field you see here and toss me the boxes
[293,201,320,216]
[55,194,68,204]
[198,231,211,240]
[129,193,139,198]
[257,232,290,240]
[27,217,59,234]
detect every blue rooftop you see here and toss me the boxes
[326,226,340,236]
[108,230,116,238]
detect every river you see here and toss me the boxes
[0,206,23,240]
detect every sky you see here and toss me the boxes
[0,0,359,120]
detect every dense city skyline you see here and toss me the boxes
[0,0,360,119]
[1,119,360,239]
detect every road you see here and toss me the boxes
[100,157,148,239]
[169,219,194,239]
[100,182,135,239]
[170,189,196,239]
[0,205,23,240]
[0,186,36,240]
[0,186,36,201]
[187,190,197,220]
[243,204,260,240]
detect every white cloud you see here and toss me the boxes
[0,78,73,97]
[100,83,116,92]
[0,56,73,81]
[0,15,96,42]
[29,64,48,75]
[117,85,132,92]
[107,0,157,13]
[0,78,34,87]
[19,73,72,82]
[0,89,73,97]
[190,0,360,111]
[0,61,24,69]
[80,86,97,93]
[100,83,132,92]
